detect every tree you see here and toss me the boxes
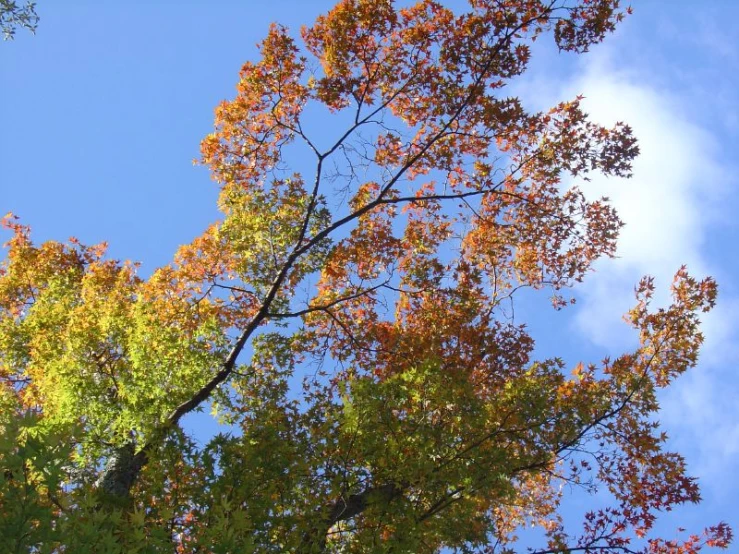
[0,1,38,40]
[0,0,732,552]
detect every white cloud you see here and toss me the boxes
[566,53,719,345]
[557,50,739,490]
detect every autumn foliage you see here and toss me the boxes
[0,1,732,552]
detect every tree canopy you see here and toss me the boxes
[0,0,732,552]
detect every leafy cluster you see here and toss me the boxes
[1,0,38,40]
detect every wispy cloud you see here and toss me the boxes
[557,49,739,490]
[568,52,721,346]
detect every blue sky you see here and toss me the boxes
[2,0,738,549]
